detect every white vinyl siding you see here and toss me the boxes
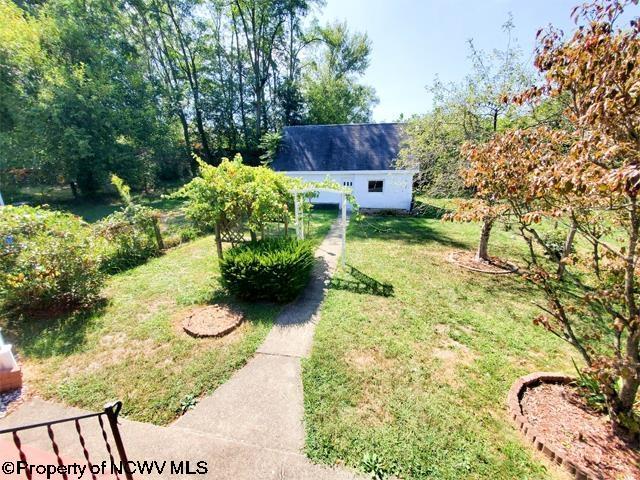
[283,170,414,210]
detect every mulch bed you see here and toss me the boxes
[182,304,244,338]
[447,250,518,274]
[520,382,640,480]
[0,387,25,419]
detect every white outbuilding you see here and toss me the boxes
[271,123,415,211]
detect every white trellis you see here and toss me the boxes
[290,188,348,267]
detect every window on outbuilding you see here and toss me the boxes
[368,180,384,192]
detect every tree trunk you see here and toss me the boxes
[152,217,165,250]
[69,182,79,199]
[520,227,537,265]
[557,217,577,278]
[232,15,248,140]
[176,109,196,175]
[194,102,213,162]
[255,92,263,141]
[619,340,640,412]
[611,197,640,431]
[593,240,601,278]
[214,222,223,260]
[476,217,494,262]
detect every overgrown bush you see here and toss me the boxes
[219,238,315,302]
[0,206,104,313]
[95,212,161,273]
[94,175,163,274]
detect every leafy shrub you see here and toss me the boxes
[161,226,204,250]
[219,238,315,302]
[94,175,163,274]
[0,206,104,313]
[573,359,607,413]
[179,226,199,243]
[95,211,161,274]
[541,228,573,261]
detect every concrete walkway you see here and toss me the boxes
[0,220,361,479]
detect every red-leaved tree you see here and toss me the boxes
[462,0,640,434]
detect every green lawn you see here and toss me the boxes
[4,207,337,425]
[302,207,574,479]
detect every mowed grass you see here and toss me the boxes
[4,208,337,425]
[302,208,575,479]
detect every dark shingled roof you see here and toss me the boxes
[271,123,404,172]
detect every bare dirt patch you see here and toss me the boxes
[181,304,245,338]
[447,250,518,274]
[345,347,395,371]
[521,383,640,480]
[344,348,398,425]
[431,339,476,387]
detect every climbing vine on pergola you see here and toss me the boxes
[291,187,350,267]
[175,155,356,263]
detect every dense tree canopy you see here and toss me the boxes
[0,0,377,195]
[303,21,378,125]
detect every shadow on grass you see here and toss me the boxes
[178,286,279,329]
[412,200,453,220]
[330,264,394,297]
[2,299,108,359]
[351,216,468,249]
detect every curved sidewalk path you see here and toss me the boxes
[0,220,362,479]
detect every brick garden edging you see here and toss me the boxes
[507,372,598,480]
[0,367,22,393]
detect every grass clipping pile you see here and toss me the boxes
[182,304,244,338]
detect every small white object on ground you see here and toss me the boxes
[0,345,18,371]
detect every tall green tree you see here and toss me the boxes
[302,21,378,125]
[1,0,376,195]
[1,0,184,195]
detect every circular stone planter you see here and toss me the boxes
[506,372,598,480]
[182,305,244,338]
[447,251,518,275]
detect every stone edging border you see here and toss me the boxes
[182,306,245,338]
[507,372,597,480]
[447,251,518,275]
[183,317,243,338]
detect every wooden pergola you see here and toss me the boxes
[291,187,348,267]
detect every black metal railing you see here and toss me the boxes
[0,401,133,480]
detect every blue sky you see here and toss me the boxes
[314,0,611,121]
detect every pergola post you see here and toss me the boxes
[341,193,347,268]
[294,193,303,239]
[291,187,348,267]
